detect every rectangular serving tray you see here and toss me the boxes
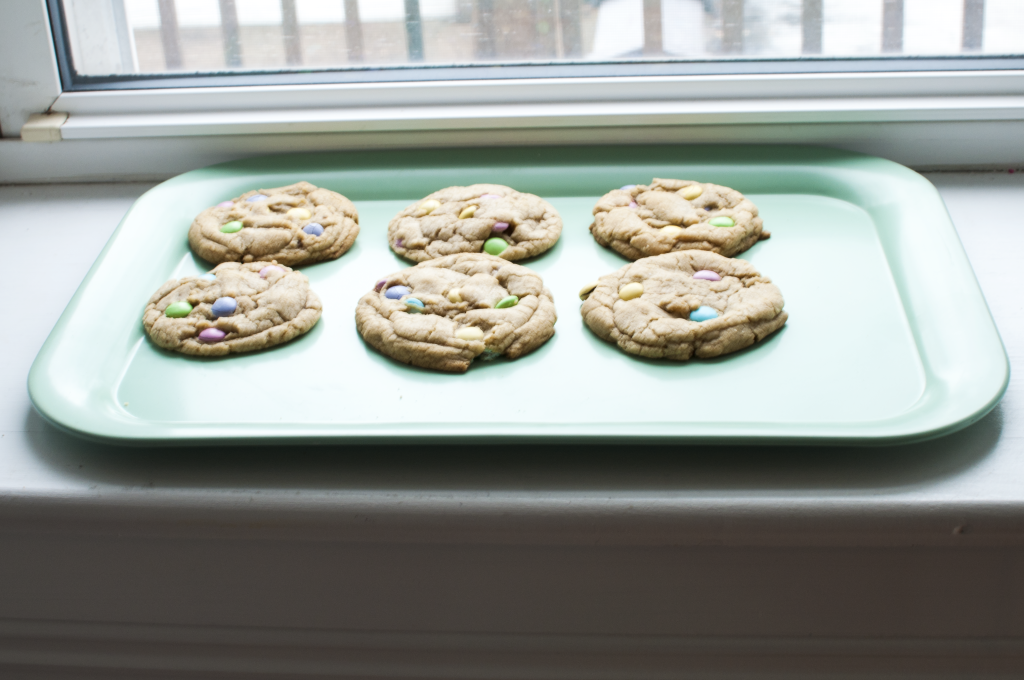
[28,145,1008,445]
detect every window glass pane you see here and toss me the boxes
[58,0,1024,80]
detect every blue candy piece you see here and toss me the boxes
[690,305,719,322]
[211,297,237,317]
[385,285,411,299]
[200,273,217,281]
[620,184,637,191]
[303,222,324,236]
[246,194,268,202]
[404,298,425,313]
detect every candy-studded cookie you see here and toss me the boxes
[580,251,786,360]
[388,184,562,262]
[189,181,359,266]
[590,178,768,260]
[143,262,321,356]
[356,253,556,373]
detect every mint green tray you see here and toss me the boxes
[28,146,1008,445]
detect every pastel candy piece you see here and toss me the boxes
[246,194,268,202]
[419,199,441,215]
[709,216,736,227]
[404,298,425,313]
[303,222,324,236]
[480,193,501,200]
[629,201,638,209]
[682,185,703,200]
[200,273,217,281]
[455,326,484,341]
[211,297,237,317]
[447,288,463,303]
[216,201,234,208]
[198,327,227,343]
[220,220,243,233]
[620,184,637,191]
[578,282,598,301]
[385,285,411,299]
[619,282,643,300]
[693,270,721,281]
[287,207,311,220]
[374,279,387,292]
[492,221,509,232]
[459,205,477,219]
[660,225,684,237]
[690,305,719,322]
[495,295,518,309]
[484,238,508,256]
[164,300,193,318]
[259,265,284,278]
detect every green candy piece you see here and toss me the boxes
[484,237,508,256]
[164,301,193,318]
[709,216,735,228]
[495,295,519,309]
[220,220,244,233]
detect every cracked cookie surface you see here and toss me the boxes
[143,261,322,356]
[580,251,786,360]
[356,253,557,373]
[188,181,359,266]
[388,184,562,262]
[590,178,768,260]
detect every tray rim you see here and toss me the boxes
[27,144,1010,446]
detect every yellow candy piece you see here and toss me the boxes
[578,282,598,301]
[419,199,441,215]
[459,205,477,219]
[660,225,685,237]
[287,207,312,220]
[619,282,644,301]
[448,288,463,303]
[682,185,703,200]
[456,326,484,341]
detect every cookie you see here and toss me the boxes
[356,253,556,373]
[590,178,768,260]
[143,261,322,356]
[188,181,359,266]
[388,184,562,262]
[580,251,786,360]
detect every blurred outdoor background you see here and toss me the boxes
[61,0,1024,78]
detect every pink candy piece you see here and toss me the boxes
[198,328,227,343]
[492,222,509,232]
[693,270,721,281]
[629,201,638,208]
[216,201,234,208]
[260,265,285,278]
[480,194,501,200]
[374,279,387,291]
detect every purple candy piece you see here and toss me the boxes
[693,270,722,282]
[480,193,501,200]
[260,265,284,278]
[492,221,509,232]
[198,328,227,343]
[216,201,234,208]
[303,222,324,236]
[246,194,268,202]
[385,285,411,300]
[396,238,404,248]
[211,297,237,317]
[374,279,387,292]
[629,201,638,208]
